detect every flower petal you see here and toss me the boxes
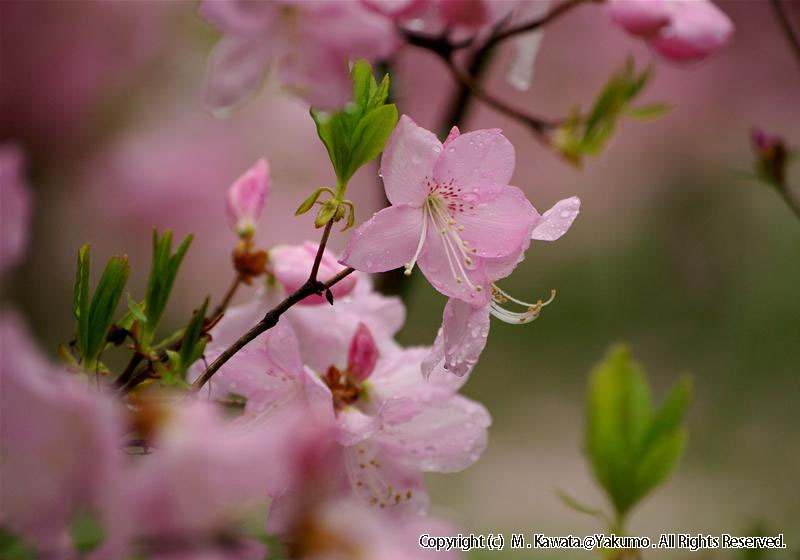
[456,185,537,258]
[345,443,429,515]
[340,204,423,273]
[531,196,580,241]
[380,115,442,207]
[433,128,515,196]
[418,225,490,305]
[203,35,273,113]
[376,395,491,473]
[443,298,490,376]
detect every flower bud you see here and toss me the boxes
[226,159,269,238]
[609,0,733,63]
[347,323,378,383]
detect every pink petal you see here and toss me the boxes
[649,0,733,62]
[376,395,491,472]
[417,223,490,305]
[337,406,383,446]
[433,128,515,197]
[347,322,379,382]
[423,298,490,377]
[279,43,354,109]
[0,143,32,273]
[443,125,460,147]
[456,185,537,258]
[380,115,442,206]
[203,35,273,113]
[531,196,581,241]
[226,158,270,235]
[271,241,356,305]
[608,0,672,36]
[340,204,423,273]
[345,443,429,515]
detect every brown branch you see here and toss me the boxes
[770,0,800,69]
[477,0,590,51]
[210,275,242,320]
[191,266,355,391]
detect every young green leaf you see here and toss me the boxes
[126,293,147,323]
[177,298,210,378]
[585,345,690,520]
[73,244,91,357]
[315,198,340,228]
[344,104,398,181]
[142,230,193,346]
[84,255,129,364]
[627,104,671,120]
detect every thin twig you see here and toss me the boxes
[309,220,334,282]
[778,187,800,222]
[770,0,800,68]
[477,0,590,51]
[210,275,242,320]
[192,266,355,390]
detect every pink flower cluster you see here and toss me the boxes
[0,240,482,557]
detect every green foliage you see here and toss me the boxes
[585,345,691,520]
[310,60,398,186]
[166,297,210,382]
[142,229,192,346]
[295,187,335,216]
[69,510,105,554]
[0,528,36,560]
[554,59,670,166]
[72,244,130,369]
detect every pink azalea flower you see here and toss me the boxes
[195,286,490,516]
[341,115,538,306]
[608,0,733,63]
[226,158,269,238]
[423,197,580,377]
[270,241,357,305]
[0,312,121,555]
[201,0,399,111]
[0,143,33,273]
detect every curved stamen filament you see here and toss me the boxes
[404,202,429,276]
[428,198,480,291]
[490,286,556,324]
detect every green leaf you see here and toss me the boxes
[84,255,129,364]
[73,244,91,357]
[126,293,147,323]
[344,104,398,181]
[177,298,210,377]
[0,528,36,560]
[143,230,193,346]
[555,489,609,523]
[69,510,105,554]
[315,199,340,228]
[310,61,397,186]
[584,345,691,519]
[627,103,671,120]
[295,187,333,216]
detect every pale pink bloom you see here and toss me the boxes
[423,197,580,377]
[608,0,733,62]
[347,322,379,382]
[201,0,399,111]
[226,158,269,237]
[195,289,489,516]
[275,497,463,559]
[270,241,357,304]
[341,116,538,306]
[0,143,33,273]
[105,397,326,559]
[0,313,121,555]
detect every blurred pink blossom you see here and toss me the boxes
[201,0,399,111]
[608,0,733,62]
[270,241,358,305]
[0,143,32,273]
[341,116,537,306]
[226,158,270,237]
[0,313,121,555]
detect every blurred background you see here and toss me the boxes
[1,1,798,558]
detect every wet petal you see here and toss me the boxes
[340,204,423,273]
[433,128,515,197]
[380,115,442,206]
[203,35,273,113]
[531,196,580,241]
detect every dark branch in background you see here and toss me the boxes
[770,0,800,68]
[210,275,242,320]
[777,187,800,221]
